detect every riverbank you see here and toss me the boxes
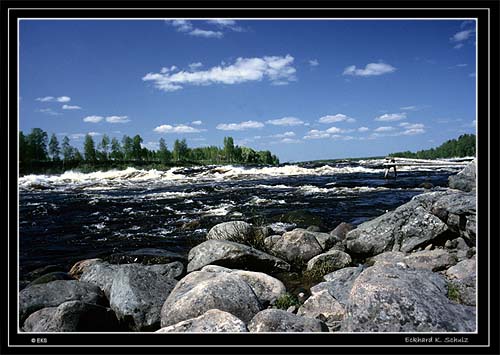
[19,159,477,333]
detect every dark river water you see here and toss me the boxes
[18,160,467,281]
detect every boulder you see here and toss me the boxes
[345,194,449,256]
[28,272,74,286]
[248,309,328,332]
[404,249,457,271]
[465,214,476,245]
[206,221,254,244]
[106,248,185,265]
[268,229,323,265]
[68,258,102,280]
[306,250,352,278]
[232,270,286,306]
[187,239,290,273]
[445,258,476,306]
[306,225,322,232]
[264,235,282,250]
[156,309,248,332]
[309,231,340,250]
[297,290,346,331]
[448,160,476,192]
[80,261,183,299]
[368,251,406,266]
[22,301,120,332]
[160,271,262,327]
[342,263,476,332]
[19,280,106,324]
[109,264,178,331]
[311,266,364,305]
[329,222,354,241]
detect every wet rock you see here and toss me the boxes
[248,309,328,332]
[311,266,364,305]
[465,214,476,245]
[419,182,434,189]
[106,248,185,265]
[278,210,326,230]
[342,263,476,332]
[404,249,457,271]
[26,265,65,281]
[449,159,476,192]
[268,228,323,265]
[307,225,321,232]
[306,250,352,278]
[23,301,120,332]
[329,222,354,241]
[297,290,346,331]
[109,264,178,331]
[187,239,290,274]
[160,271,262,327]
[181,220,201,230]
[156,309,248,333]
[69,258,102,280]
[19,280,106,324]
[346,194,449,256]
[206,221,254,244]
[310,231,340,250]
[28,272,74,287]
[445,258,476,306]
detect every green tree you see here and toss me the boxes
[172,138,188,161]
[48,133,61,161]
[19,131,28,164]
[83,134,97,162]
[98,134,110,160]
[27,128,49,161]
[132,135,143,160]
[122,135,133,160]
[110,137,123,161]
[223,136,235,163]
[158,138,171,164]
[61,136,73,162]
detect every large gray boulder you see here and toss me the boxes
[109,264,178,331]
[306,250,352,278]
[248,309,328,332]
[231,270,286,306]
[160,271,262,327]
[22,301,120,332]
[80,261,183,299]
[404,249,457,271]
[268,229,324,265]
[445,257,476,306]
[68,258,102,280]
[297,290,346,331]
[449,159,476,192]
[187,239,290,273]
[342,263,476,332]
[19,280,106,324]
[310,266,364,305]
[345,193,450,256]
[156,309,248,332]
[206,221,255,243]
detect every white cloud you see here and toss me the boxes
[303,129,330,140]
[450,29,474,42]
[189,62,203,70]
[191,120,202,125]
[216,120,264,131]
[62,104,82,110]
[374,126,396,132]
[279,138,301,144]
[399,122,424,130]
[189,28,223,38]
[318,114,355,123]
[153,124,202,133]
[206,19,236,26]
[308,59,319,67]
[143,55,297,92]
[266,116,304,126]
[106,116,130,123]
[343,62,396,76]
[88,132,101,137]
[454,43,464,49]
[375,113,406,122]
[358,126,369,132]
[36,95,71,102]
[400,106,417,111]
[37,108,61,116]
[83,115,103,123]
[401,128,425,135]
[270,131,296,138]
[69,133,85,139]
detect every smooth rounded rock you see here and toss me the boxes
[156,309,248,332]
[306,250,351,277]
[248,309,328,332]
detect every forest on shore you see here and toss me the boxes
[389,134,476,159]
[19,128,279,175]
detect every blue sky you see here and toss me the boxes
[19,19,477,162]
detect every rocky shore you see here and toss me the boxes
[19,160,477,333]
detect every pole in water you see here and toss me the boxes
[384,157,397,178]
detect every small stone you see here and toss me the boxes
[286,306,297,313]
[424,244,433,251]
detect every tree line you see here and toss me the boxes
[19,128,280,174]
[389,134,476,159]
